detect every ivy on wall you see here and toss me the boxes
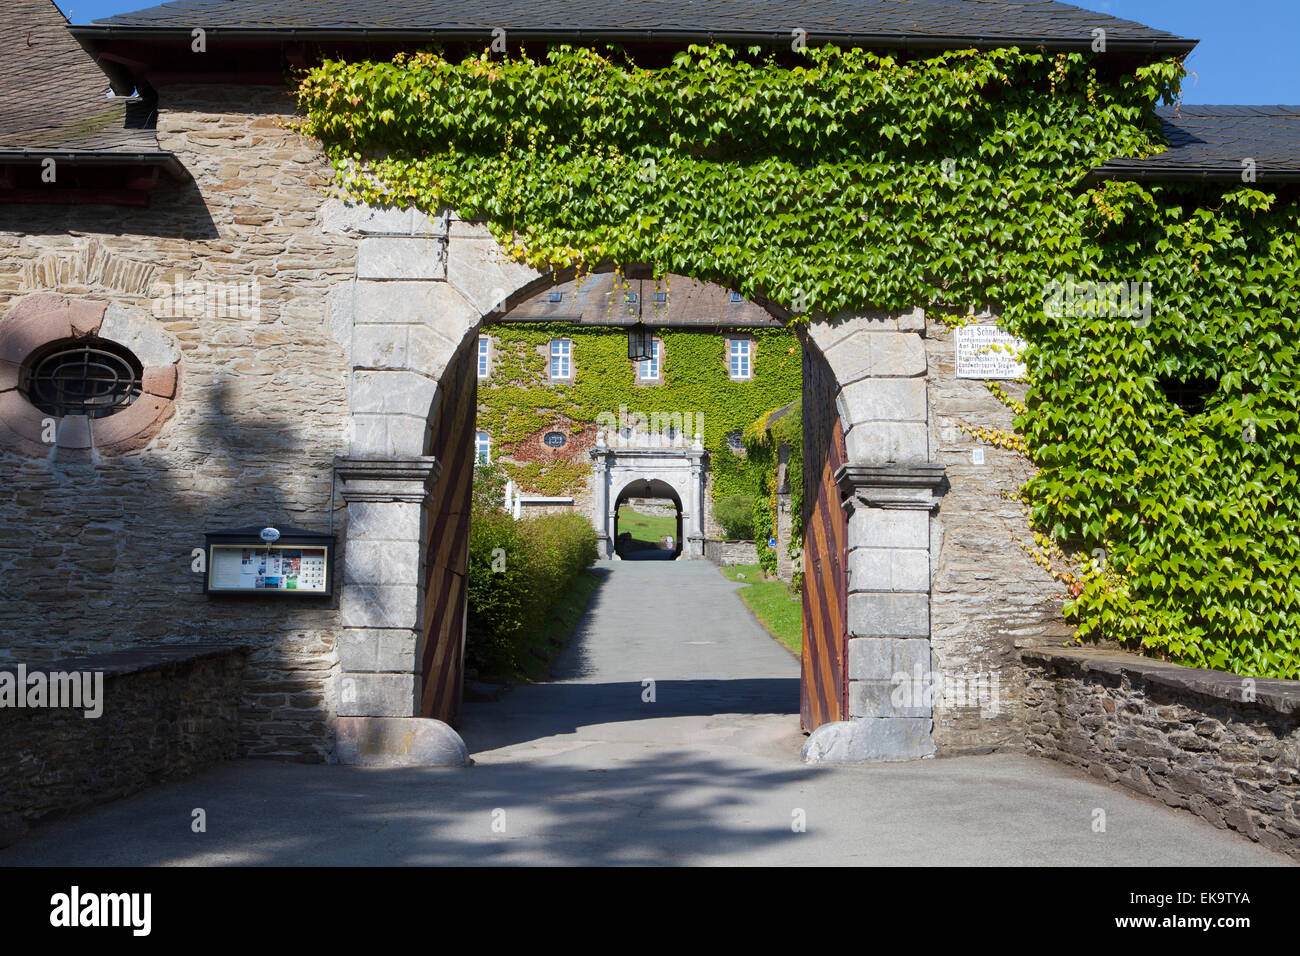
[477,322,802,504]
[744,400,804,580]
[298,44,1300,679]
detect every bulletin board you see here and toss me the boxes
[203,528,335,597]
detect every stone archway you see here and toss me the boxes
[591,434,705,560]
[329,203,946,766]
[612,477,683,560]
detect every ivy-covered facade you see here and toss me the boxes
[476,272,801,539]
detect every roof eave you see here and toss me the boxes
[1086,165,1300,184]
[69,24,1199,57]
[0,150,188,181]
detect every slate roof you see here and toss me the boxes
[1095,106,1300,182]
[0,0,161,155]
[81,0,1195,54]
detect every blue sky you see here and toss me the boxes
[55,0,1300,104]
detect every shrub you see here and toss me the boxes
[465,508,598,677]
[714,494,755,539]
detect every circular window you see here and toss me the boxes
[543,431,568,448]
[22,339,143,419]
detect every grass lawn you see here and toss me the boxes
[720,563,802,657]
[616,504,678,544]
[514,568,604,681]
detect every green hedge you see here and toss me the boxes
[465,509,598,677]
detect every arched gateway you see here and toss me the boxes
[331,206,945,765]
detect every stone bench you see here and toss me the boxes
[0,644,249,847]
[1023,646,1300,859]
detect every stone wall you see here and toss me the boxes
[0,645,248,846]
[1024,647,1300,860]
[926,315,1068,753]
[0,86,355,759]
[704,538,759,566]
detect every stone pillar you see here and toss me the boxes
[590,439,612,559]
[333,456,468,766]
[799,308,948,763]
[839,464,946,759]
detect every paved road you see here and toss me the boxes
[0,562,1289,866]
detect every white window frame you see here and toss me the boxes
[637,339,662,383]
[475,431,491,464]
[728,338,753,380]
[549,338,572,380]
[477,335,490,379]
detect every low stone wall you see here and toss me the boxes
[1023,647,1300,860]
[704,538,759,566]
[0,645,248,847]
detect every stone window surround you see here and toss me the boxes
[726,333,754,380]
[327,201,943,767]
[0,294,180,459]
[548,337,573,381]
[635,337,664,384]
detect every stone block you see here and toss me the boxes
[0,360,18,392]
[350,370,439,419]
[336,673,418,717]
[848,509,929,551]
[339,628,419,673]
[848,637,932,680]
[848,546,930,591]
[352,279,478,348]
[848,592,929,638]
[141,364,178,399]
[55,415,92,450]
[849,679,932,718]
[445,228,545,316]
[345,501,424,541]
[801,717,936,763]
[356,237,447,281]
[333,716,469,766]
[98,304,180,367]
[837,377,927,425]
[340,584,421,629]
[343,539,421,586]
[844,420,929,463]
[825,331,927,385]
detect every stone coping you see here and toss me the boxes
[1022,646,1299,717]
[0,644,250,680]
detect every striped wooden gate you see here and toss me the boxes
[420,342,478,725]
[800,348,849,731]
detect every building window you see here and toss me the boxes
[548,291,564,303]
[477,335,490,379]
[728,338,753,380]
[475,431,491,464]
[543,431,567,448]
[727,430,746,456]
[549,338,572,380]
[654,291,668,304]
[22,339,143,419]
[638,339,662,383]
[729,292,743,303]
[625,292,639,305]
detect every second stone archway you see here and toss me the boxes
[590,432,707,560]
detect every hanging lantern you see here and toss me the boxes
[628,322,654,363]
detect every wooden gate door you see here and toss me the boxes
[800,352,849,731]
